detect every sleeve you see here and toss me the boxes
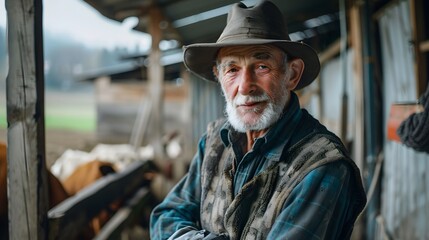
[151,135,222,240]
[267,161,354,240]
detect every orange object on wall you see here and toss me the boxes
[387,103,424,142]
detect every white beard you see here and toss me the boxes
[223,89,288,133]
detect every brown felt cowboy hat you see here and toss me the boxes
[183,1,320,90]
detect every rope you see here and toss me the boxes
[397,85,429,153]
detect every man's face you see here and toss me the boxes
[215,45,293,132]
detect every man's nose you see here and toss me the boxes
[238,68,256,95]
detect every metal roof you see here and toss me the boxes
[77,50,183,81]
[82,0,341,52]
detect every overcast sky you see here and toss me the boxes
[0,0,151,51]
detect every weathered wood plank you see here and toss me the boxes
[148,6,165,162]
[409,0,427,95]
[349,1,365,177]
[5,0,48,239]
[420,40,429,53]
[93,187,152,240]
[48,160,155,240]
[349,4,365,240]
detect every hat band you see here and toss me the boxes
[218,30,290,43]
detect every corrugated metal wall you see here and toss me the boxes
[378,1,429,239]
[190,74,225,151]
[317,49,356,141]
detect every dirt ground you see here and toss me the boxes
[0,128,98,167]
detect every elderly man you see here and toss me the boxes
[150,1,366,239]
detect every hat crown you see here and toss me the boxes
[218,1,291,43]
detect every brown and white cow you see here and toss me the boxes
[62,159,118,237]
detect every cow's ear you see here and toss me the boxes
[99,165,115,176]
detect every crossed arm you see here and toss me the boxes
[150,136,354,240]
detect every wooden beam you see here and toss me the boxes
[5,0,49,239]
[420,40,429,53]
[148,6,165,163]
[349,0,365,187]
[349,3,365,239]
[93,187,152,240]
[319,38,341,65]
[409,0,427,95]
[48,160,155,240]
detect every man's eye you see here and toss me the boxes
[226,68,238,73]
[258,65,268,70]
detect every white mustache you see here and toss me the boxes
[233,93,270,106]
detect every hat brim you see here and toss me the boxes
[183,39,320,90]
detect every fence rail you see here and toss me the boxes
[48,160,156,240]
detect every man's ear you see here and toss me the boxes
[286,58,304,90]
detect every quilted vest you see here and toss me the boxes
[199,119,366,240]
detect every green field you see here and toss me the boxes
[0,108,95,132]
[44,108,95,131]
[0,91,96,132]
[0,108,5,128]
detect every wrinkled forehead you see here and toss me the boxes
[216,44,285,62]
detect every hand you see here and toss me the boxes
[203,232,229,240]
[168,227,229,240]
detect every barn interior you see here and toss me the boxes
[1,0,429,239]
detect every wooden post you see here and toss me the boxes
[148,6,165,163]
[5,0,49,239]
[349,2,365,182]
[409,0,427,95]
[349,3,365,239]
